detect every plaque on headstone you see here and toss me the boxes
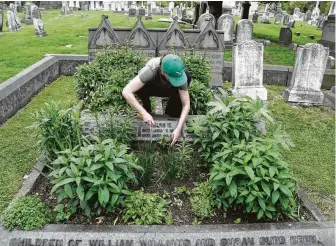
[197,13,215,31]
[88,15,121,61]
[318,14,335,57]
[193,21,225,87]
[235,19,253,43]
[217,14,234,43]
[279,27,292,45]
[232,40,267,100]
[284,44,329,104]
[127,16,156,57]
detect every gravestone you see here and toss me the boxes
[305,10,312,21]
[84,4,89,11]
[279,27,292,45]
[193,21,225,87]
[145,3,152,20]
[283,14,290,25]
[287,19,295,28]
[21,2,34,24]
[111,2,116,11]
[0,8,3,32]
[61,1,71,15]
[261,12,270,23]
[7,8,17,32]
[32,5,47,37]
[284,44,329,104]
[293,7,301,20]
[129,7,136,17]
[252,11,258,23]
[235,19,253,43]
[197,13,215,31]
[318,14,335,57]
[217,14,234,43]
[127,17,156,57]
[88,15,120,61]
[310,7,320,25]
[232,40,267,100]
[11,3,22,30]
[138,7,145,17]
[274,14,282,24]
[317,15,326,30]
[157,17,190,56]
[177,6,182,20]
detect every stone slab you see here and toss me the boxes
[0,221,335,246]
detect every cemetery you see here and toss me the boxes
[0,1,335,245]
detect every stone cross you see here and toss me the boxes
[235,19,253,43]
[232,40,267,100]
[284,44,329,104]
[32,5,47,37]
[217,14,235,43]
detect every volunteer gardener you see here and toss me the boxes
[122,54,191,145]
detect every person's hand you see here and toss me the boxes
[171,127,182,146]
[141,112,154,127]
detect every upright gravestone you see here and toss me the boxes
[232,40,267,100]
[284,44,329,104]
[127,16,156,57]
[305,10,312,21]
[293,7,301,20]
[32,5,47,36]
[138,7,145,17]
[7,8,17,32]
[310,7,320,25]
[10,3,22,30]
[283,14,290,25]
[88,15,120,60]
[318,14,335,57]
[197,13,215,31]
[217,14,234,43]
[61,1,71,15]
[274,14,282,24]
[176,6,182,20]
[235,19,253,43]
[193,21,225,87]
[287,18,295,28]
[279,27,292,45]
[252,11,258,23]
[21,2,33,24]
[261,12,270,23]
[0,8,3,32]
[316,15,326,30]
[157,17,190,56]
[145,3,152,20]
[129,7,136,17]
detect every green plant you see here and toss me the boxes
[30,102,82,161]
[1,196,52,231]
[123,191,169,225]
[190,181,213,219]
[49,137,142,218]
[189,79,213,115]
[136,150,157,187]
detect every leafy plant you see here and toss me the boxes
[123,191,169,225]
[136,149,157,187]
[49,137,142,218]
[1,196,52,231]
[190,181,213,219]
[189,79,213,115]
[30,102,82,161]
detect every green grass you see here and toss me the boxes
[0,11,324,83]
[0,76,77,214]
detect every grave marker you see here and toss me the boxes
[0,8,3,32]
[32,5,47,37]
[279,27,292,45]
[235,19,253,43]
[284,44,329,104]
[21,2,33,24]
[197,13,215,31]
[252,11,258,23]
[318,14,335,57]
[217,14,234,43]
[274,14,282,24]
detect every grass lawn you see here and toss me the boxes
[0,10,323,83]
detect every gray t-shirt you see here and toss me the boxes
[138,57,188,91]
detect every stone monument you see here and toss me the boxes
[235,19,253,43]
[232,40,267,100]
[279,27,292,45]
[293,7,301,20]
[21,2,34,24]
[252,11,258,23]
[145,3,152,20]
[217,14,234,43]
[138,7,145,17]
[61,1,71,15]
[0,8,3,32]
[261,12,270,24]
[7,7,17,32]
[283,14,290,25]
[274,14,282,24]
[284,44,329,104]
[310,6,320,25]
[316,15,326,30]
[129,6,136,17]
[305,10,312,21]
[318,14,335,57]
[197,13,216,31]
[10,3,22,30]
[32,5,47,37]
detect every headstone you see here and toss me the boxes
[197,13,215,31]
[217,14,234,43]
[129,7,136,17]
[222,1,235,15]
[145,3,152,20]
[193,21,225,87]
[111,2,116,11]
[232,40,267,100]
[235,19,253,43]
[252,11,258,23]
[138,7,145,17]
[279,27,292,45]
[7,8,17,32]
[32,5,47,37]
[61,1,71,15]
[310,7,320,26]
[289,43,298,51]
[287,19,295,28]
[84,4,89,11]
[316,15,326,30]
[176,6,182,20]
[157,17,190,56]
[326,56,335,69]
[261,11,270,24]
[88,15,121,60]
[318,14,335,57]
[293,7,301,20]
[0,8,3,32]
[283,14,290,25]
[11,3,22,30]
[305,10,312,21]
[284,44,329,104]
[21,2,34,24]
[274,14,282,24]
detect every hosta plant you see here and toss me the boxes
[49,137,142,219]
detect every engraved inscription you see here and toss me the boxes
[260,236,285,245]
[290,236,317,244]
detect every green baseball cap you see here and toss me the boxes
[161,54,187,87]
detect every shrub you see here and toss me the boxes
[30,102,82,161]
[1,196,52,230]
[49,137,142,219]
[123,191,169,225]
[189,79,213,115]
[190,181,213,219]
[75,46,147,111]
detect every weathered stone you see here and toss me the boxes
[138,7,145,17]
[305,10,312,21]
[310,7,320,26]
[289,43,298,51]
[274,14,282,24]
[287,19,295,28]
[21,2,34,24]
[7,9,17,32]
[283,14,290,25]
[293,7,302,20]
[318,14,335,57]
[261,11,270,24]
[0,8,3,32]
[129,7,136,17]
[197,13,215,31]
[284,44,329,104]
[317,15,326,30]
[232,40,267,100]
[324,86,335,109]
[32,5,47,37]
[235,19,253,43]
[216,14,234,43]
[61,1,71,15]
[279,27,292,45]
[326,56,335,69]
[252,11,258,23]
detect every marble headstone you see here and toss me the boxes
[305,10,312,21]
[293,7,301,20]
[279,27,292,45]
[310,7,320,25]
[284,44,329,104]
[217,14,234,43]
[11,3,22,30]
[287,19,295,28]
[197,13,215,31]
[274,14,282,24]
[7,8,17,32]
[0,8,3,32]
[283,14,290,25]
[177,6,182,20]
[21,2,33,24]
[252,11,258,23]
[32,5,47,36]
[316,15,326,30]
[261,11,270,23]
[129,7,136,17]
[235,19,253,43]
[232,40,267,100]
[318,14,335,57]
[61,1,71,15]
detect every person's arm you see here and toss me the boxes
[171,89,190,145]
[122,75,154,126]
